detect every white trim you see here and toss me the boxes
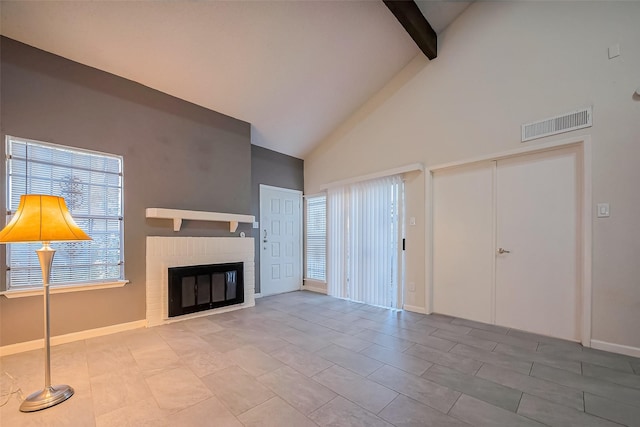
[403,304,427,314]
[490,161,497,324]
[426,135,593,346]
[581,138,593,347]
[424,170,433,314]
[398,180,406,310]
[5,135,126,289]
[0,320,145,357]
[259,185,304,296]
[591,339,640,359]
[254,292,263,298]
[321,163,424,190]
[6,134,125,163]
[303,191,327,199]
[304,194,327,282]
[1,280,129,299]
[430,138,584,172]
[259,184,303,195]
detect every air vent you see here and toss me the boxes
[522,107,592,142]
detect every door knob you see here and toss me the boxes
[497,248,511,254]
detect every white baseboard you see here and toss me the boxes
[0,320,146,357]
[590,339,640,358]
[254,293,262,298]
[403,304,428,314]
[302,284,327,294]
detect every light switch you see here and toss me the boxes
[597,203,610,218]
[409,217,416,226]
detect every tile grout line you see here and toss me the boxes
[305,395,339,421]
[445,391,464,416]
[516,393,555,427]
[473,361,484,376]
[374,392,398,417]
[514,390,524,414]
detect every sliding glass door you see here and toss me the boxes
[327,175,403,308]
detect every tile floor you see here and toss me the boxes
[1,290,639,426]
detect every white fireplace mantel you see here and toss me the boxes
[146,208,255,232]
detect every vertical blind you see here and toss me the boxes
[305,195,327,281]
[328,189,347,298]
[5,136,124,289]
[327,175,402,308]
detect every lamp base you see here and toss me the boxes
[19,384,74,412]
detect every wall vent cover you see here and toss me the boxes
[521,107,592,142]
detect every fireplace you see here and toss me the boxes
[146,236,254,326]
[168,262,244,317]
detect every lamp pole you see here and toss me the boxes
[19,242,74,412]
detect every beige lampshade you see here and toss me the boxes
[0,194,91,243]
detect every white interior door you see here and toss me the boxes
[495,148,580,341]
[260,185,302,296]
[432,146,581,341]
[432,162,495,323]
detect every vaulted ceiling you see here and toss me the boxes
[0,1,470,159]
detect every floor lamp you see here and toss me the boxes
[0,194,91,412]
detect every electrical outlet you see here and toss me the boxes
[597,203,610,218]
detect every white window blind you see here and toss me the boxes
[327,175,402,308]
[5,136,124,289]
[305,195,326,281]
[328,189,347,299]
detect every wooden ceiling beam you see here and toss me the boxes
[383,0,437,60]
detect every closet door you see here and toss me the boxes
[432,162,494,323]
[495,148,580,341]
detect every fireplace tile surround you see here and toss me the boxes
[146,237,255,326]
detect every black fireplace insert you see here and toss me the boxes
[168,262,244,317]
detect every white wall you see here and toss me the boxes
[305,2,640,349]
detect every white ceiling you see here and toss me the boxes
[0,1,470,159]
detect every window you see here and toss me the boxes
[305,194,326,282]
[5,136,124,290]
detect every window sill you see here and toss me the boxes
[303,278,327,285]
[0,280,129,299]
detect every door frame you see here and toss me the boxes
[425,135,592,346]
[259,184,303,297]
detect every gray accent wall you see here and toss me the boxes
[251,144,304,294]
[0,37,252,346]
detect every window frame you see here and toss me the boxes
[3,135,127,294]
[304,192,327,283]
